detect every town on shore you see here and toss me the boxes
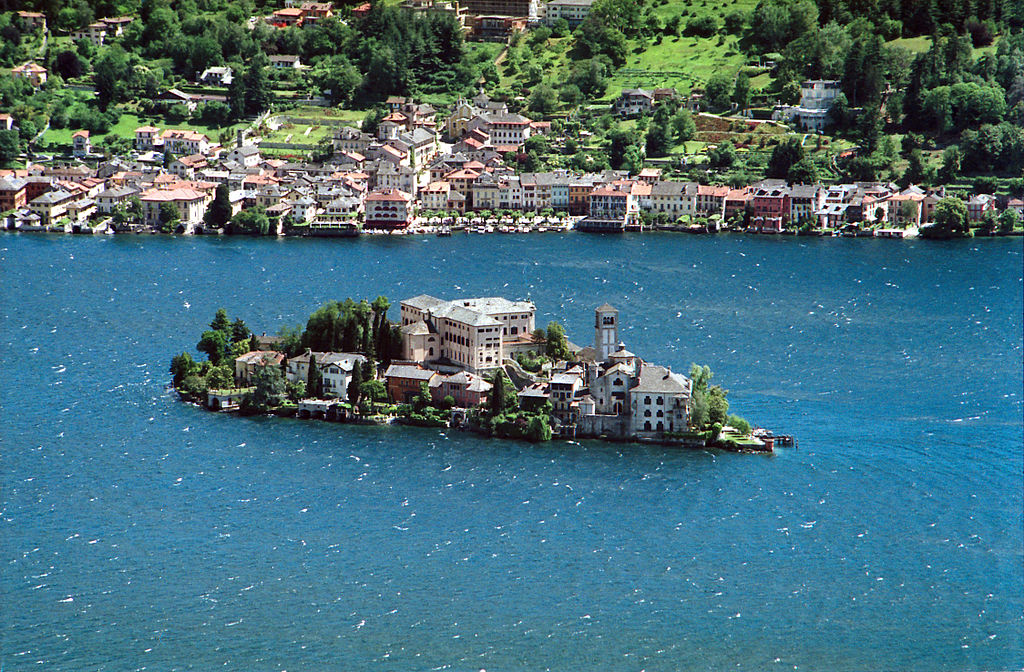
[173,296,780,451]
[3,89,1022,240]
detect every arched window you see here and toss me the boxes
[644,409,651,417]
[511,326,518,335]
[644,421,651,431]
[656,421,664,431]
[645,396,651,405]
[656,410,663,417]
[428,347,434,356]
[656,397,664,405]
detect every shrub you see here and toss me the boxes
[684,15,719,38]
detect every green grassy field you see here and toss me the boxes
[41,109,247,149]
[504,0,761,103]
[616,0,760,97]
[276,106,366,123]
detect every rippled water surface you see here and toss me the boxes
[2,233,1022,671]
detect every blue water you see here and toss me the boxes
[2,233,1022,671]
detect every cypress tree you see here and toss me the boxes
[307,354,323,398]
[347,363,363,407]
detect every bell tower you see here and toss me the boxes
[594,303,619,361]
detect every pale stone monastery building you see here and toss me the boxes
[399,294,536,374]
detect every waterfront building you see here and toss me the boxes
[384,363,441,403]
[95,186,139,214]
[139,188,208,230]
[364,189,414,229]
[0,177,29,212]
[578,185,639,232]
[629,364,691,436]
[28,189,74,225]
[234,351,286,385]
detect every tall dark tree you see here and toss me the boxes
[230,318,251,344]
[347,363,363,407]
[767,137,805,179]
[211,308,231,334]
[205,184,232,229]
[307,354,323,398]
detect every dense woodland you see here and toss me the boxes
[1,0,1022,184]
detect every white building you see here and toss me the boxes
[543,0,595,26]
[399,294,536,374]
[629,364,692,436]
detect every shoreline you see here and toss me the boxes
[5,221,1021,240]
[188,391,779,455]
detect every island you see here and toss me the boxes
[170,295,782,451]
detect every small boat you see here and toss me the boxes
[436,227,451,237]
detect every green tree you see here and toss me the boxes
[413,380,432,412]
[526,414,553,442]
[169,351,199,387]
[313,55,361,107]
[608,127,637,170]
[767,136,805,179]
[998,209,1018,233]
[205,184,232,229]
[127,196,143,222]
[211,308,231,334]
[707,141,736,169]
[306,355,323,398]
[360,379,387,406]
[0,130,18,166]
[230,318,251,344]
[727,414,751,434]
[689,363,712,393]
[788,157,819,184]
[94,45,132,109]
[197,329,228,365]
[707,386,729,425]
[347,362,363,407]
[245,365,286,413]
[528,83,559,115]
[243,51,273,115]
[545,322,571,360]
[690,392,709,428]
[361,107,385,137]
[732,71,751,110]
[671,109,696,142]
[489,368,517,415]
[901,149,928,187]
[158,202,180,232]
[924,197,969,238]
[645,117,671,157]
[705,72,734,111]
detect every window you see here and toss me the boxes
[644,421,651,431]
[644,396,651,405]
[428,347,434,356]
[644,409,651,417]
[656,410,663,418]
[656,397,663,405]
[511,326,518,335]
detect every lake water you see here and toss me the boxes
[2,232,1022,671]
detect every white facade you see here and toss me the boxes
[400,295,536,373]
